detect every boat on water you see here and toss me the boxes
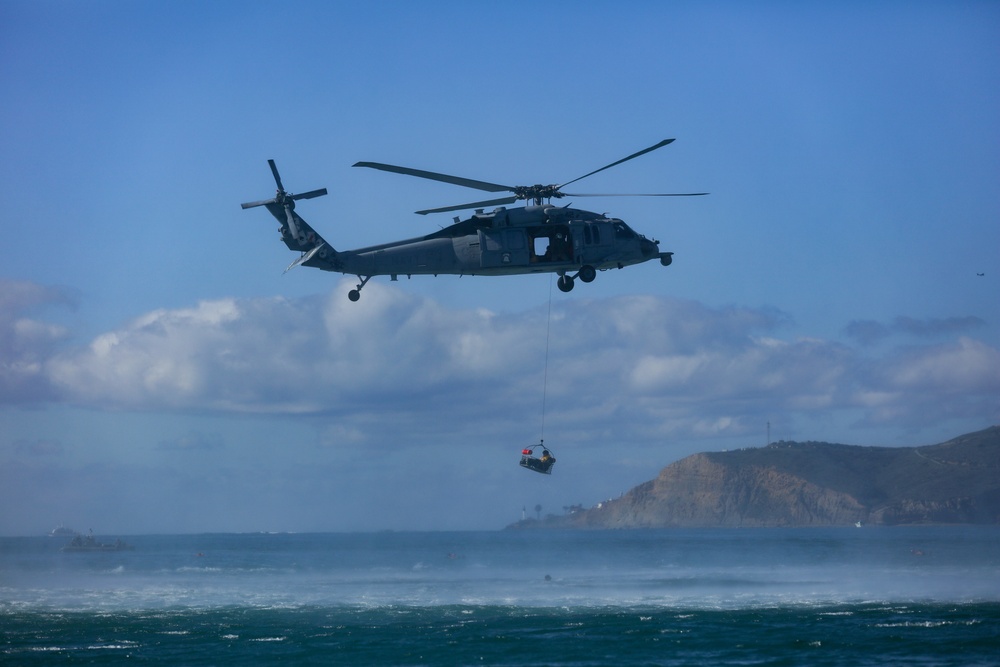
[49,525,78,537]
[61,531,134,552]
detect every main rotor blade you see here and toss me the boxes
[561,191,709,197]
[416,195,518,215]
[290,188,328,201]
[354,161,513,193]
[268,159,284,192]
[558,139,676,190]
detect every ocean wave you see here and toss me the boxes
[873,619,983,628]
[85,642,138,650]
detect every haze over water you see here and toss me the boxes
[3,527,998,664]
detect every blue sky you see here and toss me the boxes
[1,1,998,534]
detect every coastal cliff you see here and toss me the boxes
[510,426,1000,529]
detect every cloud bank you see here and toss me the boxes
[3,278,997,448]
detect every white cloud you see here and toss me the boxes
[3,280,998,448]
[844,316,988,345]
[885,337,1000,393]
[0,279,75,403]
[848,337,1000,427]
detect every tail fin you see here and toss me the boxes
[242,160,338,272]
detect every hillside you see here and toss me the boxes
[509,426,1000,529]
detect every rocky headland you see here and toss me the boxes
[508,426,1000,529]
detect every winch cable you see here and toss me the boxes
[539,279,554,447]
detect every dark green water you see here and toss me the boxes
[3,528,999,665]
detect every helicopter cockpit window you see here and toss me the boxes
[614,222,635,239]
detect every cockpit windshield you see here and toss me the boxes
[613,221,636,239]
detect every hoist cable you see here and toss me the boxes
[539,279,554,444]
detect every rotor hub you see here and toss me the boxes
[514,184,563,204]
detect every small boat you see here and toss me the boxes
[49,525,78,537]
[61,531,134,552]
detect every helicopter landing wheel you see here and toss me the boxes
[578,265,597,283]
[348,275,372,301]
[557,275,575,293]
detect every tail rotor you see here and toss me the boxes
[240,159,328,210]
[241,159,328,244]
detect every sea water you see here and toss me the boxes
[2,527,998,665]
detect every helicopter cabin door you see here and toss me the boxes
[479,229,529,269]
[527,225,574,264]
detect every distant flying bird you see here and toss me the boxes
[977,272,985,276]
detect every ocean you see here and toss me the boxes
[2,527,998,665]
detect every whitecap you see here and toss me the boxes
[86,643,137,650]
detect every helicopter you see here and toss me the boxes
[241,139,706,301]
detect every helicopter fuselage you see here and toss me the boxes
[245,141,703,300]
[265,201,672,299]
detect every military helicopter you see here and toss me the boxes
[241,139,706,301]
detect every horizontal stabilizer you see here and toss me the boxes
[284,242,328,274]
